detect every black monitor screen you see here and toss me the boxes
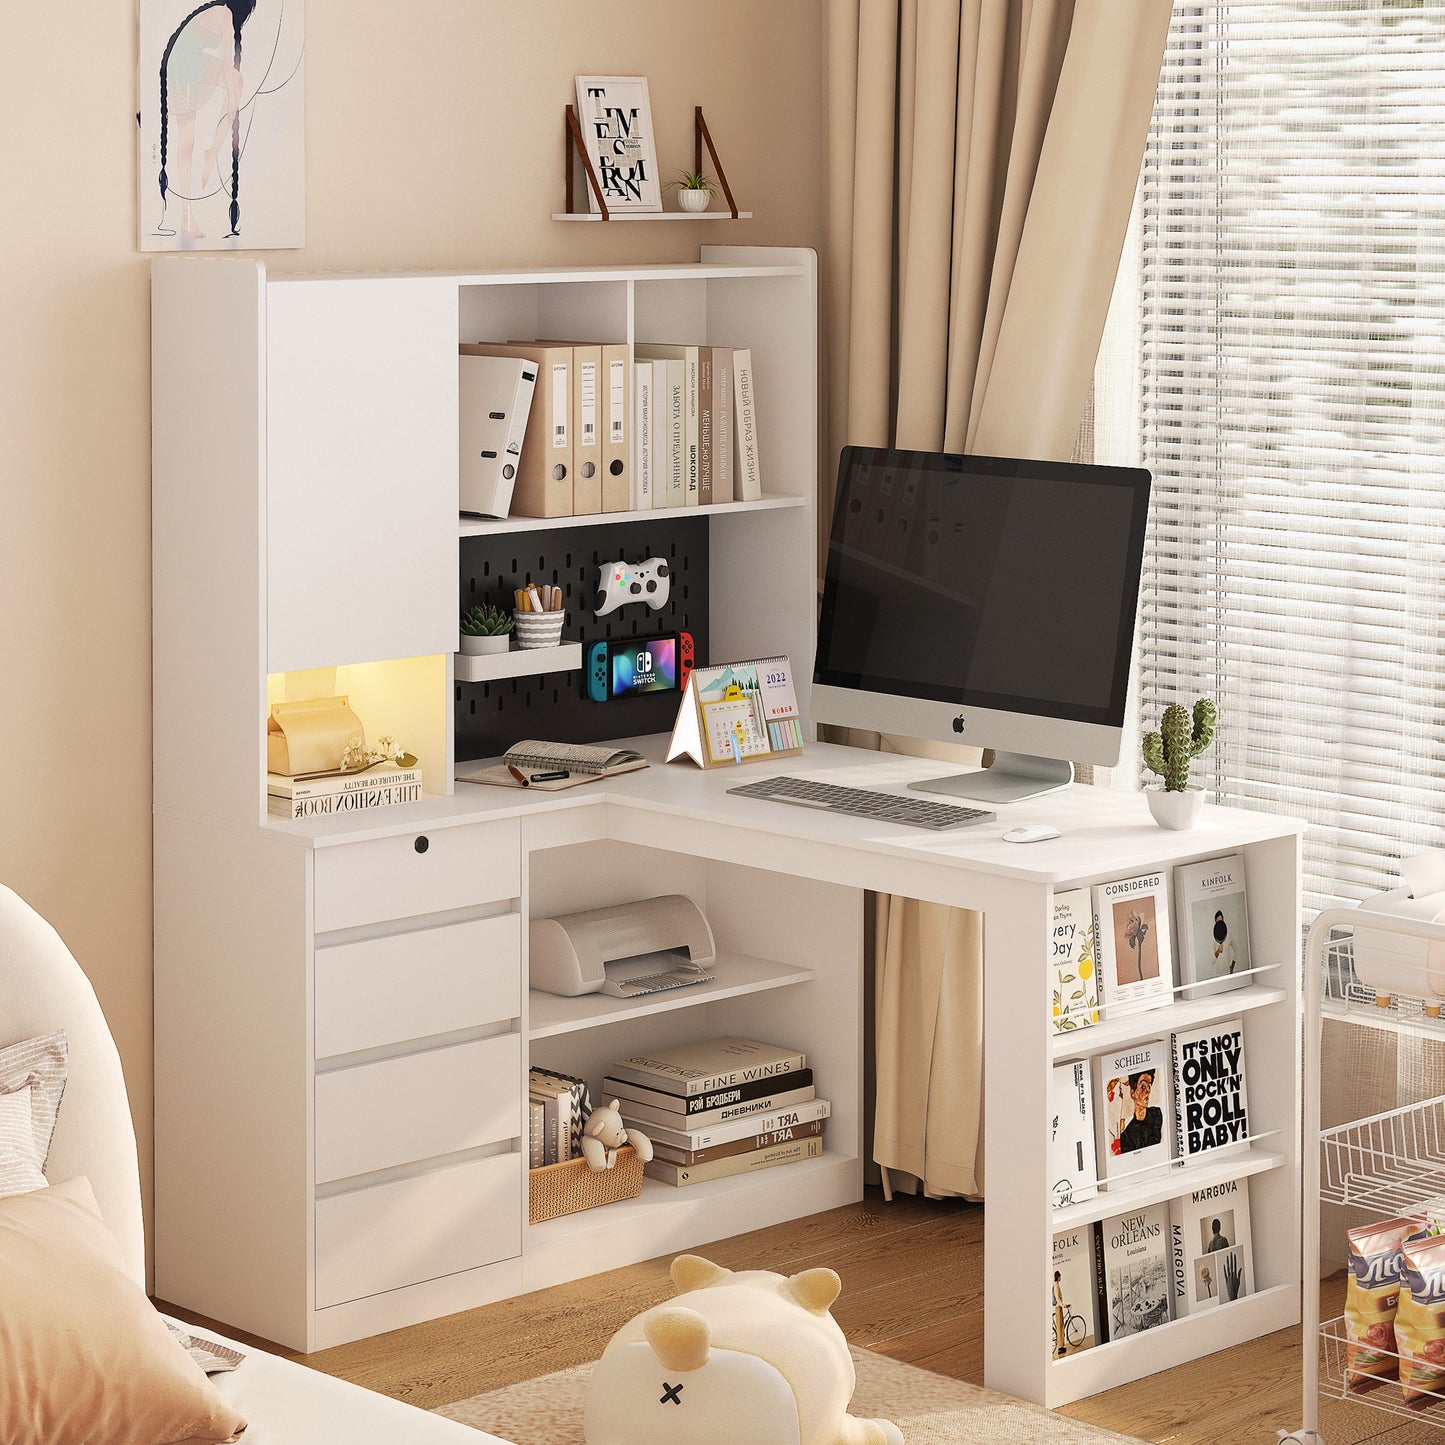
[815,447,1152,726]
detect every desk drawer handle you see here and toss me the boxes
[414,835,429,855]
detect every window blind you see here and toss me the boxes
[1132,0,1445,913]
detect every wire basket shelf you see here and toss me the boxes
[1320,1095,1445,1215]
[1320,933,1445,1037]
[1320,1315,1445,1425]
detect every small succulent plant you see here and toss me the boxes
[664,167,718,196]
[460,602,514,637]
[1142,698,1217,793]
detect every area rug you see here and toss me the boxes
[433,1345,1148,1443]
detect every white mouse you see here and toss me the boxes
[1002,823,1061,844]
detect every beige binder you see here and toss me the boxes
[570,343,603,515]
[461,343,572,517]
[601,342,631,511]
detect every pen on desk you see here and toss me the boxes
[530,770,569,783]
[506,764,529,787]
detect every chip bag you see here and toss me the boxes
[1346,1215,1425,1391]
[1396,1232,1445,1405]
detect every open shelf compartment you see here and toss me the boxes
[1319,1314,1445,1426]
[1319,1093,1445,1214]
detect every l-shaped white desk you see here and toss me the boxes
[154,736,1301,1410]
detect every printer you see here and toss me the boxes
[1352,852,1445,1014]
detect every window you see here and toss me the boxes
[1116,0,1445,912]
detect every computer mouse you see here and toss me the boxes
[1002,823,1061,844]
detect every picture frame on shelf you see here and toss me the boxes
[574,76,662,214]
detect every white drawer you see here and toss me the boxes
[313,820,520,933]
[315,913,522,1058]
[315,1152,521,1308]
[314,1034,521,1184]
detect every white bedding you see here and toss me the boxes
[166,1317,510,1445]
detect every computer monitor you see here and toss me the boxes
[813,446,1152,803]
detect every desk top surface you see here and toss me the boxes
[264,737,1302,886]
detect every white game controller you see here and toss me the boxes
[594,557,671,616]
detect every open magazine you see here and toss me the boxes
[455,740,648,791]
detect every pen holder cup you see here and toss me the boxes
[513,610,565,650]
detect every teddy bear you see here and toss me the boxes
[580,1099,654,1172]
[582,1253,902,1445]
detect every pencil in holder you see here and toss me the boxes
[514,609,566,649]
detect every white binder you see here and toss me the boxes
[459,353,537,517]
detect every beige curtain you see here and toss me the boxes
[824,0,1172,1198]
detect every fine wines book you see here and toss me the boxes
[1050,1059,1098,1209]
[650,1118,826,1167]
[1092,870,1175,1018]
[1168,1177,1254,1318]
[1052,887,1099,1033]
[1170,1019,1250,1165]
[643,1135,823,1188]
[1174,852,1252,1000]
[1095,1040,1173,1184]
[604,1069,814,1118]
[1096,1202,1172,1340]
[1051,1225,1100,1357]
[615,1083,816,1132]
[632,1097,832,1153]
[607,1038,807,1096]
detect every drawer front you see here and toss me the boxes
[315,913,522,1058]
[313,820,520,933]
[314,1034,521,1184]
[315,1152,521,1309]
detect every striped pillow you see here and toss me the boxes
[0,1030,67,1197]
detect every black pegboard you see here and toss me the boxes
[455,517,710,761]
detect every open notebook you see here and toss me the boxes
[455,740,648,791]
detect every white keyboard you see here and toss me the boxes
[728,775,995,831]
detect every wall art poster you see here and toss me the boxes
[574,75,662,214]
[139,0,306,250]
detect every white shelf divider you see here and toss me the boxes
[454,642,581,684]
[459,493,803,539]
[527,951,815,1040]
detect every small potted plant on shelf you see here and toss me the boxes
[459,602,514,656]
[666,167,718,213]
[1142,697,1217,830]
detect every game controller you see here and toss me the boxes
[677,629,695,689]
[586,640,611,702]
[594,557,670,616]
[586,631,693,702]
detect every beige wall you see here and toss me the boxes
[0,0,825,1267]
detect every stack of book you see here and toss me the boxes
[267,763,422,820]
[603,1036,827,1188]
[529,1067,591,1168]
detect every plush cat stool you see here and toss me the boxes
[583,1254,902,1445]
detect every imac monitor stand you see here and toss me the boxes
[812,447,1152,804]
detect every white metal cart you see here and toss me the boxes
[1285,907,1445,1444]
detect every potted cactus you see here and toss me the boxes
[1141,697,1217,830]
[459,602,514,656]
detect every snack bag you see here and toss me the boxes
[1396,1232,1445,1405]
[1346,1216,1425,1391]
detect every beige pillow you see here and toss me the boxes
[0,1176,247,1444]
[0,1028,67,1196]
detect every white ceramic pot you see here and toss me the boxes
[677,188,711,213]
[459,633,511,656]
[1146,786,1204,831]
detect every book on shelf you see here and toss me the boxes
[633,361,653,510]
[615,1081,816,1132]
[1091,870,1175,1018]
[1168,1176,1254,1319]
[733,347,761,501]
[636,345,699,506]
[267,770,423,819]
[605,1068,814,1118]
[455,741,647,791]
[529,1067,590,1165]
[608,1037,806,1096]
[528,1100,545,1169]
[267,763,422,801]
[711,347,734,503]
[650,1117,826,1167]
[643,1134,824,1188]
[1052,887,1099,1033]
[1051,1225,1100,1357]
[1174,852,1252,1000]
[1095,1039,1173,1184]
[697,347,713,506]
[661,360,685,507]
[630,1097,832,1153]
[1094,1202,1172,1343]
[1050,1060,1098,1210]
[1170,1018,1249,1165]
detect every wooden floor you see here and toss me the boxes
[161,1190,1417,1443]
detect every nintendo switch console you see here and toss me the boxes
[594,557,671,616]
[587,632,694,702]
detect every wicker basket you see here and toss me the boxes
[529,1146,644,1224]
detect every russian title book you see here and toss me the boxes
[1052,887,1099,1033]
[605,1068,815,1118]
[1168,1177,1254,1318]
[1174,852,1252,1000]
[630,1097,831,1154]
[615,1081,817,1133]
[1051,1225,1100,1357]
[608,1037,806,1096]
[633,362,653,509]
[1091,870,1175,1018]
[1095,1039,1173,1184]
[651,1116,826,1167]
[1170,1018,1250,1166]
[636,344,699,506]
[733,348,762,500]
[697,346,714,505]
[1050,1059,1098,1209]
[711,346,734,502]
[1095,1202,1172,1340]
[644,1135,824,1187]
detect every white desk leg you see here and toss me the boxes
[981,876,1054,1405]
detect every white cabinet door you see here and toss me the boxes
[266,278,458,673]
